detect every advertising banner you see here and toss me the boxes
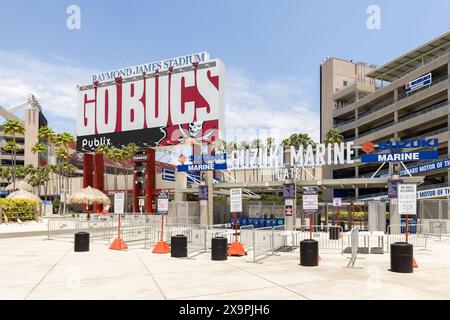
[405,73,432,93]
[199,185,208,201]
[77,59,225,151]
[283,183,296,199]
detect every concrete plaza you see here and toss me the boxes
[1,235,450,300]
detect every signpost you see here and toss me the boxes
[153,190,171,254]
[283,183,296,220]
[110,192,127,250]
[333,197,342,234]
[302,187,318,239]
[228,188,245,256]
[398,184,417,244]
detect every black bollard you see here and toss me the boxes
[329,226,339,240]
[74,232,90,252]
[390,242,413,273]
[300,239,319,266]
[211,237,228,261]
[171,235,188,258]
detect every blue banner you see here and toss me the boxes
[376,157,450,178]
[177,162,227,172]
[361,151,438,163]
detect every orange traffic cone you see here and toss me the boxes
[413,258,418,268]
[109,237,128,250]
[152,241,171,254]
[227,241,246,256]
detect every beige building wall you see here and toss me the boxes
[320,58,375,201]
[24,109,40,166]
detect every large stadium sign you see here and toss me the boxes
[76,55,225,151]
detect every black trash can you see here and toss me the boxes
[390,242,413,273]
[171,235,188,258]
[74,232,90,252]
[329,227,339,240]
[300,239,319,267]
[211,237,228,261]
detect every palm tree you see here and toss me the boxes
[282,133,315,149]
[37,126,55,204]
[324,128,344,145]
[2,119,25,189]
[53,132,75,214]
[62,163,77,214]
[107,147,124,191]
[95,144,110,191]
[0,166,12,186]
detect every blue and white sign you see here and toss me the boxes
[361,151,438,163]
[417,186,450,199]
[375,157,450,178]
[178,151,227,172]
[405,73,432,93]
[162,168,175,181]
[177,162,227,172]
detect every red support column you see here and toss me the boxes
[146,148,156,213]
[83,153,94,212]
[93,153,105,213]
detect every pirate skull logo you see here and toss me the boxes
[178,121,215,144]
[188,121,203,137]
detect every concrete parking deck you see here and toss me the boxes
[1,236,450,300]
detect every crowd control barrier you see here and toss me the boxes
[386,224,427,252]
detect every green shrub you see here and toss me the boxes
[327,211,367,221]
[0,199,39,222]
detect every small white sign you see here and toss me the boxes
[398,184,417,216]
[114,193,125,214]
[285,199,294,206]
[230,188,242,213]
[333,197,342,207]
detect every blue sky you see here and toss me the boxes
[0,0,449,143]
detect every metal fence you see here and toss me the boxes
[386,224,427,251]
[293,225,344,252]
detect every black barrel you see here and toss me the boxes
[211,237,228,261]
[74,232,90,252]
[300,239,319,266]
[390,242,413,273]
[329,227,339,240]
[171,235,188,258]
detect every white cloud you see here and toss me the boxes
[224,67,319,144]
[0,51,319,143]
[0,50,95,132]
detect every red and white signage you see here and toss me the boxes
[76,59,225,151]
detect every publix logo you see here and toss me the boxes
[361,138,439,153]
[360,138,439,163]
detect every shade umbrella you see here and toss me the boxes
[67,186,111,206]
[5,180,34,193]
[6,189,42,202]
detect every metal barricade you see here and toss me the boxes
[272,225,291,252]
[386,224,427,251]
[205,224,231,251]
[253,227,273,262]
[165,224,207,255]
[293,225,343,252]
[239,225,254,251]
